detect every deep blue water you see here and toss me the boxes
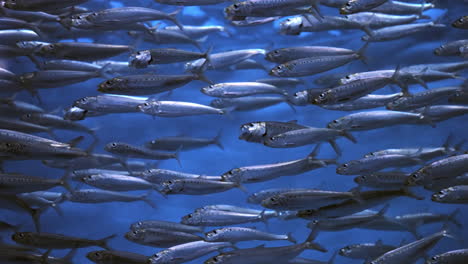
[1,0,468,263]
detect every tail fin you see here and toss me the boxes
[140,191,157,208]
[304,231,328,252]
[448,208,461,228]
[97,234,117,250]
[340,130,357,143]
[97,63,113,79]
[307,143,321,158]
[212,129,224,150]
[203,46,213,65]
[60,172,73,193]
[287,232,297,244]
[168,8,184,31]
[376,204,390,218]
[357,42,369,64]
[328,140,342,156]
[174,146,182,167]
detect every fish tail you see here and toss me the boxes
[307,143,321,158]
[340,130,357,144]
[376,204,390,217]
[213,129,224,150]
[141,191,157,208]
[305,240,328,252]
[235,182,248,193]
[287,232,297,244]
[448,208,462,228]
[98,234,117,250]
[328,140,342,156]
[98,63,113,79]
[60,172,73,193]
[169,7,184,31]
[357,41,369,65]
[204,46,213,65]
[174,146,182,167]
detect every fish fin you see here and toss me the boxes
[341,130,357,143]
[60,172,73,193]
[448,208,462,228]
[287,120,298,124]
[174,146,182,167]
[328,140,342,156]
[307,144,321,158]
[349,186,364,204]
[169,8,184,30]
[213,129,224,150]
[140,191,157,208]
[40,249,52,263]
[287,232,297,244]
[306,2,323,21]
[305,241,328,252]
[376,204,390,217]
[66,136,84,147]
[356,41,369,65]
[235,182,248,193]
[63,248,78,263]
[203,46,213,66]
[97,63,113,79]
[98,234,117,250]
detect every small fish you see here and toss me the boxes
[211,96,288,112]
[73,94,147,113]
[201,82,286,98]
[453,16,468,29]
[156,0,231,5]
[0,173,71,194]
[363,22,446,42]
[80,173,158,192]
[255,78,304,89]
[247,188,310,204]
[261,188,362,211]
[148,241,234,264]
[395,209,461,230]
[20,113,96,136]
[43,153,122,171]
[205,227,296,243]
[432,186,468,204]
[387,86,464,111]
[3,0,89,11]
[336,154,423,175]
[185,49,266,73]
[339,240,397,261]
[162,25,229,39]
[41,59,103,72]
[266,46,355,64]
[321,93,404,111]
[340,0,389,14]
[98,73,210,95]
[19,68,109,89]
[406,153,468,186]
[371,1,434,15]
[87,250,149,264]
[0,29,39,45]
[354,171,410,188]
[129,48,211,68]
[37,42,131,61]
[11,232,116,250]
[125,228,202,247]
[369,228,454,264]
[346,12,425,29]
[63,189,156,208]
[222,147,335,183]
[413,105,468,123]
[130,220,204,234]
[105,142,179,162]
[239,120,308,143]
[145,131,223,151]
[160,178,244,195]
[269,44,367,77]
[327,110,431,131]
[138,168,221,184]
[263,127,356,155]
[181,208,276,226]
[137,100,225,117]
[424,174,468,192]
[427,248,468,264]
[434,40,468,57]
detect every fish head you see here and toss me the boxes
[38,44,59,57]
[200,84,219,96]
[290,90,309,106]
[239,122,265,142]
[221,168,243,183]
[247,193,259,204]
[104,142,128,154]
[98,78,126,93]
[124,230,144,241]
[265,49,285,63]
[405,169,426,186]
[433,46,445,56]
[338,245,354,256]
[161,179,183,194]
[86,251,109,262]
[63,106,87,121]
[340,73,358,85]
[224,2,249,17]
[264,133,289,147]
[312,90,333,105]
[354,175,370,184]
[137,101,160,115]
[81,174,97,184]
[129,50,151,69]
[19,113,37,123]
[327,117,346,130]
[296,209,316,219]
[453,16,468,28]
[269,64,289,77]
[181,212,202,225]
[336,161,357,175]
[431,187,457,202]
[11,232,34,244]
[204,229,221,242]
[148,250,172,264]
[73,96,96,108]
[185,59,204,73]
[426,255,441,264]
[205,254,230,264]
[260,194,286,209]
[340,0,359,15]
[279,17,303,35]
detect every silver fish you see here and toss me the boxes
[201,82,286,98]
[3,0,88,11]
[339,240,397,260]
[363,22,446,42]
[129,48,210,68]
[63,189,156,208]
[185,49,266,72]
[205,227,296,243]
[81,173,158,192]
[0,29,39,45]
[354,171,410,188]
[239,120,308,143]
[0,173,71,194]
[41,59,102,72]
[137,100,225,117]
[407,154,468,186]
[211,96,288,112]
[321,93,404,111]
[160,178,244,195]
[247,188,310,204]
[130,220,204,234]
[20,113,96,136]
[346,12,424,29]
[148,241,234,264]
[37,42,131,61]
[138,168,221,184]
[431,185,468,204]
[340,0,389,14]
[386,86,463,111]
[434,40,468,57]
[145,132,223,151]
[163,25,229,39]
[280,15,364,35]
[156,0,231,5]
[266,46,355,64]
[336,154,423,175]
[87,250,148,264]
[125,228,202,247]
[104,142,179,162]
[427,249,468,264]
[369,229,454,264]
[327,110,431,131]
[128,27,202,50]
[73,95,147,113]
[371,1,434,15]
[181,208,275,226]
[453,15,468,29]
[412,105,468,123]
[11,232,115,250]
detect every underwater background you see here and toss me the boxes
[1,0,467,263]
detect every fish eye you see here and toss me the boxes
[312,220,318,224]
[342,164,348,168]
[233,4,238,8]
[153,254,159,258]
[346,2,351,6]
[94,252,101,257]
[144,103,149,106]
[18,233,24,238]
[111,143,117,147]
[332,120,338,123]
[270,197,276,202]
[212,230,217,234]
[411,174,418,179]
[187,214,192,218]
[273,50,279,54]
[249,123,254,127]
[346,76,351,79]
[105,80,112,85]
[319,93,325,98]
[361,175,366,179]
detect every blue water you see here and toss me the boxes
[2,0,467,263]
